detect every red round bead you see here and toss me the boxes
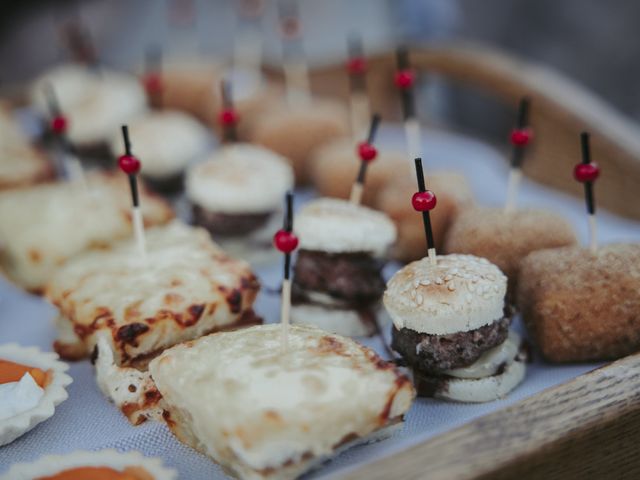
[273,229,298,253]
[118,154,141,175]
[394,69,414,89]
[412,190,437,212]
[574,162,600,182]
[357,142,378,162]
[218,109,239,126]
[346,57,366,75]
[50,115,68,134]
[510,128,533,146]
[142,73,163,94]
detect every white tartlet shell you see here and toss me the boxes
[0,344,72,446]
[1,449,177,480]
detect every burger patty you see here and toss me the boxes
[391,313,512,373]
[292,250,385,305]
[192,205,271,236]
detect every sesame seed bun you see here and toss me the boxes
[309,138,411,206]
[250,99,349,184]
[445,207,577,301]
[517,243,640,362]
[384,254,507,335]
[376,172,473,262]
[295,198,397,256]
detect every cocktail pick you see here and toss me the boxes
[234,0,265,77]
[504,97,533,213]
[349,114,381,205]
[62,19,98,70]
[118,125,146,258]
[346,33,370,139]
[574,132,600,253]
[43,84,86,185]
[218,79,239,143]
[412,158,437,265]
[278,0,311,106]
[395,46,420,162]
[142,45,163,109]
[273,191,299,352]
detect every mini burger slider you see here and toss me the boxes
[186,143,294,261]
[149,324,414,480]
[384,254,527,402]
[291,198,396,337]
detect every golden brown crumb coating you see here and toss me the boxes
[445,207,577,300]
[518,243,640,362]
[376,172,473,262]
[249,100,350,184]
[310,138,410,206]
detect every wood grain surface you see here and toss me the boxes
[343,353,640,480]
[306,43,640,221]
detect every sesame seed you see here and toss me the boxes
[448,282,456,291]
[444,274,453,281]
[435,278,443,285]
[416,294,424,305]
[420,279,431,286]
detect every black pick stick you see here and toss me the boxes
[347,33,366,93]
[354,114,381,187]
[414,158,436,257]
[580,132,595,215]
[510,97,532,169]
[220,79,238,143]
[396,46,415,120]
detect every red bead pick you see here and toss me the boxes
[51,115,68,134]
[412,190,437,212]
[574,163,600,183]
[118,154,141,175]
[218,109,239,126]
[357,142,377,162]
[142,73,163,94]
[346,57,366,75]
[394,69,414,89]
[510,128,533,146]
[274,229,298,253]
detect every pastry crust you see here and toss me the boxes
[46,221,260,366]
[150,324,414,480]
[250,100,349,184]
[0,172,173,292]
[376,172,473,262]
[517,243,640,362]
[445,207,577,301]
[0,344,72,446]
[0,449,177,480]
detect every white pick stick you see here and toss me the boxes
[284,60,311,106]
[428,247,437,266]
[405,118,422,163]
[132,206,147,259]
[504,168,523,213]
[349,182,364,205]
[280,278,291,352]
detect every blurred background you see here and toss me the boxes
[2,0,639,144]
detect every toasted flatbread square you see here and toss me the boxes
[0,172,173,292]
[149,324,414,480]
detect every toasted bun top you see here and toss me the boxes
[31,65,147,144]
[149,324,413,473]
[186,143,294,213]
[384,254,507,335]
[296,198,397,256]
[109,111,210,178]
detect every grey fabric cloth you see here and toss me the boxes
[2,125,639,478]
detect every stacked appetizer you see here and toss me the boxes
[46,220,260,424]
[186,143,294,262]
[0,172,172,292]
[291,198,397,337]
[30,64,147,157]
[385,254,527,402]
[109,110,210,194]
